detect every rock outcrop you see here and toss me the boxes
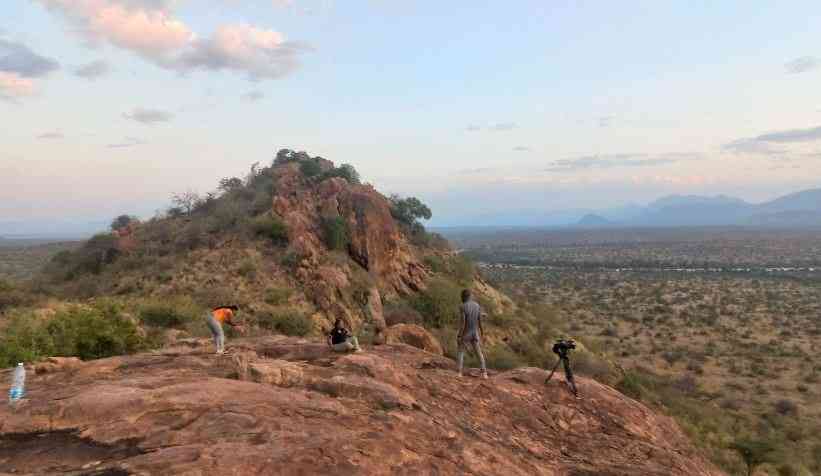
[271,164,427,297]
[385,323,444,356]
[0,337,723,476]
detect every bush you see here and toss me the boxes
[299,159,323,178]
[264,286,293,306]
[138,297,201,328]
[384,301,423,326]
[257,308,312,336]
[236,258,257,279]
[0,302,144,366]
[321,163,360,184]
[450,255,475,285]
[321,216,349,251]
[251,214,289,245]
[411,277,462,328]
[484,344,524,370]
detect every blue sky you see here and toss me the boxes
[2,0,821,233]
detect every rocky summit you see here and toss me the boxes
[0,337,722,476]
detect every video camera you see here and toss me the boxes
[552,338,576,357]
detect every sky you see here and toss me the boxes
[2,0,821,233]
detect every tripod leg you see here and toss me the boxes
[563,358,578,397]
[546,357,561,383]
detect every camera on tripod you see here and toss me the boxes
[546,338,579,397]
[552,338,576,357]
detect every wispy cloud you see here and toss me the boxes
[107,136,146,148]
[0,39,60,100]
[724,125,821,155]
[545,153,693,173]
[241,90,264,102]
[597,115,615,128]
[73,59,111,79]
[785,56,820,74]
[123,107,174,124]
[491,122,516,131]
[466,122,517,132]
[35,0,312,80]
[513,146,531,152]
[721,138,785,156]
[37,131,64,140]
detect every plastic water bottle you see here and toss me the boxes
[8,363,25,404]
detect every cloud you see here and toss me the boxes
[597,116,614,128]
[37,131,65,139]
[491,122,516,131]
[465,124,482,132]
[73,59,111,79]
[107,136,146,148]
[545,153,691,173]
[123,107,174,124]
[755,125,821,143]
[513,146,531,152]
[721,138,785,156]
[35,0,311,80]
[0,72,36,101]
[0,39,59,100]
[178,25,310,79]
[0,39,60,78]
[242,90,264,102]
[785,56,820,74]
[724,125,821,155]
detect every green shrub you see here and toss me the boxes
[484,344,525,370]
[299,159,323,178]
[0,302,144,366]
[450,255,475,285]
[321,216,349,251]
[264,286,293,306]
[138,297,201,328]
[411,277,462,328]
[251,214,289,245]
[257,308,312,336]
[236,258,257,278]
[320,163,360,184]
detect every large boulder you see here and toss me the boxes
[385,323,444,356]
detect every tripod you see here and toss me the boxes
[546,353,578,397]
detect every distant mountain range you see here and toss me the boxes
[572,188,821,228]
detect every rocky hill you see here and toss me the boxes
[0,336,722,476]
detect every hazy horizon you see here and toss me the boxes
[3,1,821,232]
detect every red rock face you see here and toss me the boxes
[271,162,427,304]
[0,337,725,476]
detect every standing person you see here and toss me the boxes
[457,289,488,379]
[327,318,361,352]
[206,305,239,355]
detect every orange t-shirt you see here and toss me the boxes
[212,308,235,324]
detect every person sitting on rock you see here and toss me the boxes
[327,318,361,352]
[206,305,239,355]
[457,289,488,379]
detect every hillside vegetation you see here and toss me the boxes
[1,150,612,389]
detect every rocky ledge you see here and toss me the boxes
[0,337,722,475]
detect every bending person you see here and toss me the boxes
[328,318,361,352]
[206,305,239,355]
[457,289,488,379]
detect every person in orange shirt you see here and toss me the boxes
[206,305,239,354]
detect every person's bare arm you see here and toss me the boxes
[478,309,485,338]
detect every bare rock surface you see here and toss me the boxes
[385,323,445,356]
[0,337,723,475]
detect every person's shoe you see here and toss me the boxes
[482,372,489,380]
[457,372,463,378]
[216,349,224,355]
